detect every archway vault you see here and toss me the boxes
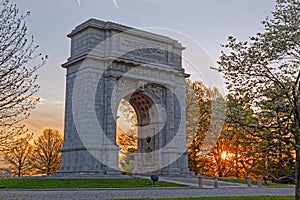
[125,90,155,127]
[57,18,193,177]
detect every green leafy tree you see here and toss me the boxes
[221,96,263,178]
[214,0,300,197]
[194,95,263,178]
[29,129,63,175]
[256,86,296,181]
[0,0,46,148]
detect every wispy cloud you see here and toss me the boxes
[113,0,119,8]
[24,97,64,137]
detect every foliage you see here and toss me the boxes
[189,94,264,178]
[185,79,211,174]
[29,129,63,175]
[117,127,138,153]
[117,99,138,173]
[120,154,135,174]
[213,0,300,197]
[185,79,227,176]
[117,127,137,173]
[0,0,46,148]
[215,96,265,178]
[185,82,294,179]
[1,135,32,177]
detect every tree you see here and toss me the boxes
[0,0,46,147]
[29,129,63,175]
[214,0,300,198]
[185,79,227,176]
[185,80,211,174]
[116,127,137,174]
[116,99,138,173]
[1,136,32,177]
[188,91,264,178]
[219,96,263,178]
[116,127,138,153]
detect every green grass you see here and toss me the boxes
[121,197,294,200]
[0,178,183,189]
[218,178,294,187]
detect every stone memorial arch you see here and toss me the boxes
[57,19,192,177]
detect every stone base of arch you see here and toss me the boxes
[55,149,194,177]
[55,147,121,177]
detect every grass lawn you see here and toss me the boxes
[0,178,184,189]
[121,196,294,200]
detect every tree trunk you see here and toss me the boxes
[295,93,300,200]
[235,143,239,178]
[296,149,300,200]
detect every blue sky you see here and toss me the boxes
[12,0,275,135]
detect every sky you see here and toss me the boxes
[10,0,276,136]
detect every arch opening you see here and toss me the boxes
[116,89,161,174]
[116,99,138,174]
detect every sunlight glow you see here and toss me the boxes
[221,151,227,160]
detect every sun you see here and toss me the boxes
[221,151,227,160]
